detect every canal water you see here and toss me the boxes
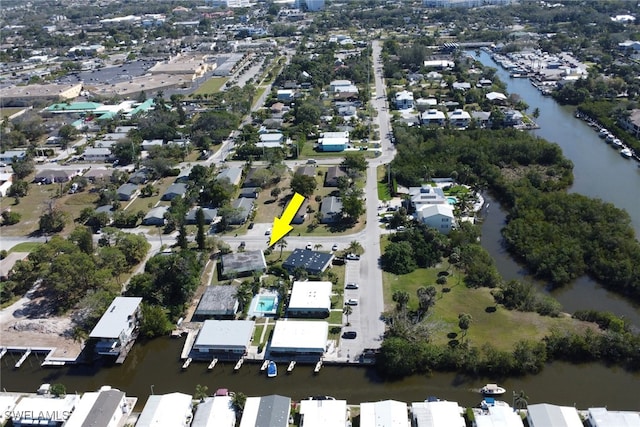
[2,50,640,411]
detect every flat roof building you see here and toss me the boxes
[137,392,193,427]
[11,394,80,427]
[287,281,332,318]
[89,296,142,357]
[269,320,328,361]
[299,399,348,427]
[221,250,267,277]
[360,400,409,427]
[411,400,465,427]
[475,400,524,427]
[527,404,582,427]
[194,285,239,319]
[192,319,255,360]
[282,249,333,275]
[587,407,640,427]
[239,395,291,427]
[192,396,236,427]
[0,83,82,107]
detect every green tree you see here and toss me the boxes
[194,384,209,402]
[343,304,353,325]
[458,313,472,342]
[346,240,364,255]
[58,124,78,146]
[50,383,66,397]
[196,208,206,250]
[139,304,173,338]
[290,173,317,197]
[392,290,410,312]
[513,390,529,410]
[341,152,368,176]
[270,187,282,200]
[341,192,365,222]
[277,239,288,260]
[7,180,29,198]
[1,210,21,225]
[381,241,416,274]
[12,157,35,180]
[69,226,94,255]
[39,206,66,234]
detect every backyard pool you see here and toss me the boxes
[447,197,457,205]
[249,294,279,316]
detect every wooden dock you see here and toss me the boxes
[287,361,296,372]
[260,360,270,371]
[15,348,32,368]
[182,357,192,369]
[208,358,218,370]
[0,347,6,360]
[314,360,322,373]
[234,358,244,371]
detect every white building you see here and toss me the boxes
[206,0,251,7]
[191,319,255,360]
[11,394,80,427]
[302,0,325,11]
[83,147,112,162]
[395,90,414,110]
[587,407,640,427]
[411,400,465,427]
[329,80,358,94]
[137,392,193,427]
[89,296,142,357]
[269,320,328,361]
[421,109,446,126]
[447,109,471,128]
[192,395,236,427]
[0,173,13,197]
[416,204,454,234]
[258,133,285,148]
[64,386,133,427]
[409,185,447,209]
[299,399,348,427]
[527,404,582,427]
[360,400,409,427]
[287,281,332,318]
[0,150,27,165]
[474,400,524,427]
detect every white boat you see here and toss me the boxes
[598,128,609,138]
[480,384,506,395]
[612,138,623,148]
[620,147,633,158]
[267,360,277,378]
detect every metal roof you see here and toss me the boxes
[193,320,255,349]
[89,297,142,339]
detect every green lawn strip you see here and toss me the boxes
[8,242,43,253]
[0,182,59,236]
[192,77,228,96]
[376,165,392,201]
[252,324,264,344]
[328,309,343,324]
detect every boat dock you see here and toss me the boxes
[182,358,192,369]
[260,360,270,371]
[3,346,78,368]
[208,358,218,370]
[115,334,138,365]
[14,348,31,368]
[234,358,244,371]
[314,360,323,373]
[287,361,296,372]
[0,347,7,360]
[179,330,198,360]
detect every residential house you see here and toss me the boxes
[320,196,343,223]
[161,183,187,201]
[268,321,328,361]
[411,400,465,427]
[33,169,76,184]
[416,98,438,112]
[10,395,80,427]
[299,399,348,427]
[421,109,446,126]
[448,109,471,128]
[318,131,349,152]
[471,111,491,128]
[425,70,443,80]
[360,400,409,427]
[423,59,454,69]
[84,147,112,162]
[258,133,284,148]
[452,82,471,91]
[128,169,150,185]
[503,109,524,126]
[191,319,254,360]
[194,285,239,319]
[329,79,358,95]
[324,166,347,187]
[84,168,113,183]
[185,207,218,224]
[64,386,134,427]
[242,167,264,188]
[587,407,640,427]
[229,197,254,224]
[282,249,334,275]
[137,393,193,427]
[416,203,454,234]
[89,296,142,357]
[291,199,309,224]
[296,165,316,177]
[221,250,267,277]
[277,89,294,102]
[395,90,414,110]
[287,281,332,318]
[486,91,507,103]
[117,183,138,201]
[239,187,260,199]
[239,395,291,427]
[0,173,13,197]
[619,108,640,138]
[527,403,582,427]
[262,118,283,131]
[473,399,524,427]
[142,206,169,226]
[192,395,236,427]
[338,105,357,119]
[141,139,164,151]
[216,166,243,187]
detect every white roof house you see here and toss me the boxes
[0,395,19,425]
[84,147,112,161]
[447,109,471,128]
[486,92,507,102]
[417,204,454,234]
[474,401,524,427]
[299,399,348,427]
[423,60,454,69]
[216,166,243,187]
[89,296,142,356]
[411,400,465,427]
[191,319,255,360]
[64,387,132,427]
[192,396,236,427]
[360,400,409,427]
[588,407,640,427]
[258,133,284,148]
[11,395,80,426]
[137,392,193,427]
[287,281,332,318]
[421,109,446,125]
[269,321,328,358]
[527,404,582,427]
[395,90,414,110]
[409,185,447,208]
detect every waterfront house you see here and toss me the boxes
[299,399,348,427]
[416,204,454,234]
[192,395,236,427]
[11,394,80,427]
[89,297,142,358]
[221,250,267,277]
[474,399,524,427]
[64,386,133,427]
[269,321,328,362]
[411,400,465,427]
[503,109,524,126]
[239,395,291,427]
[137,392,193,427]
[360,400,409,427]
[194,285,239,319]
[286,281,332,318]
[191,320,254,360]
[587,407,640,427]
[486,91,507,103]
[527,403,582,427]
[282,249,333,276]
[116,183,138,201]
[618,108,640,138]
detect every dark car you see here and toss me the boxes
[248,222,255,229]
[345,282,359,290]
[342,331,357,339]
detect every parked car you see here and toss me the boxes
[346,253,360,261]
[332,244,339,251]
[248,222,254,229]
[265,228,272,235]
[345,282,359,290]
[345,298,359,306]
[306,242,313,250]
[342,331,357,339]
[396,226,406,231]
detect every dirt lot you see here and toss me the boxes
[0,284,83,359]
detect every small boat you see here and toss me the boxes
[612,138,624,148]
[267,361,277,378]
[620,147,633,158]
[480,383,506,395]
[598,128,609,138]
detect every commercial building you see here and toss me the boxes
[0,83,82,107]
[269,320,328,361]
[282,249,333,275]
[194,285,239,319]
[299,399,348,427]
[239,395,291,427]
[89,296,142,357]
[360,400,409,427]
[137,393,193,427]
[221,250,267,277]
[287,281,332,318]
[191,319,255,360]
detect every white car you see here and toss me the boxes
[345,299,359,306]
[346,253,360,261]
[332,244,339,251]
[265,228,272,236]
[306,242,313,250]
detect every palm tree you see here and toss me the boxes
[343,304,353,326]
[513,390,529,411]
[392,290,410,312]
[194,384,208,402]
[231,391,247,424]
[347,240,363,255]
[314,243,323,251]
[277,239,288,260]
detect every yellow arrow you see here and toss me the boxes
[269,192,305,247]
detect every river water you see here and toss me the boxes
[2,51,640,412]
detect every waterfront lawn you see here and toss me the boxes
[382,254,596,351]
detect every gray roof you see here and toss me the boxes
[295,165,316,177]
[193,320,255,348]
[185,207,218,224]
[117,183,138,196]
[142,206,169,225]
[216,166,243,186]
[82,389,126,427]
[283,249,334,275]
[195,285,238,316]
[320,196,342,222]
[324,166,347,187]
[256,395,291,427]
[89,297,142,339]
[528,404,579,427]
[230,197,254,224]
[162,183,187,200]
[222,250,266,276]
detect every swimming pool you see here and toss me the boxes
[248,294,279,317]
[447,197,457,205]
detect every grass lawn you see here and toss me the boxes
[123,177,176,214]
[299,143,376,160]
[382,254,597,351]
[9,242,43,252]
[376,165,392,201]
[0,181,64,236]
[1,107,26,118]
[192,77,228,96]
[328,310,343,324]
